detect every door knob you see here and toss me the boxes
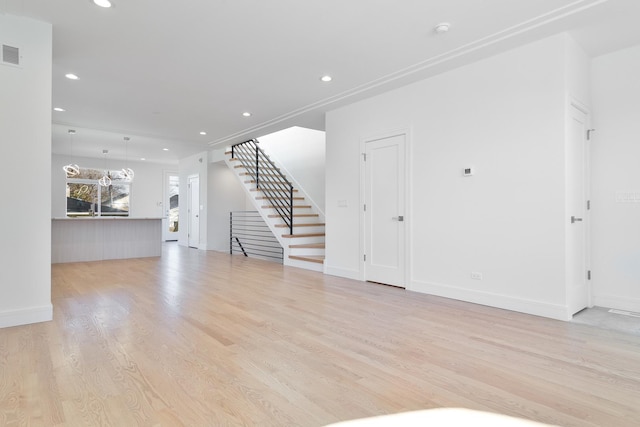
[392,216,404,222]
[571,216,583,224]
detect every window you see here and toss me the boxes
[66,167,131,217]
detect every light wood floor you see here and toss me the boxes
[2,244,640,426]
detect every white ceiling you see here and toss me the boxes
[2,0,640,164]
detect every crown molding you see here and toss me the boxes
[210,0,608,147]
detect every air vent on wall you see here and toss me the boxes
[2,45,20,66]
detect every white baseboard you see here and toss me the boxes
[325,265,361,281]
[410,280,571,321]
[0,304,53,328]
[592,294,640,313]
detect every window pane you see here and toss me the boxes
[71,167,131,182]
[67,183,98,216]
[109,169,130,182]
[74,167,104,180]
[169,176,179,232]
[100,184,130,216]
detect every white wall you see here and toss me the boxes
[207,161,252,252]
[258,126,326,213]
[178,152,209,248]
[52,154,169,218]
[564,36,590,105]
[0,15,52,327]
[326,34,585,320]
[590,45,640,312]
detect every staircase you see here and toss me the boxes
[225,139,325,272]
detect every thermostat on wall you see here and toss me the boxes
[463,167,475,177]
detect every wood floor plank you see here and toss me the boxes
[1,243,639,426]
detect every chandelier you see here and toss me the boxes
[98,149,112,187]
[62,129,79,176]
[121,136,134,180]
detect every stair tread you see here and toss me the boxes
[250,188,297,192]
[282,233,325,238]
[234,164,280,170]
[289,243,325,249]
[256,196,305,200]
[275,223,325,228]
[289,255,325,264]
[245,180,292,185]
[269,214,318,218]
[240,172,282,177]
[262,205,311,209]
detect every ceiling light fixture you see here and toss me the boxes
[62,129,79,177]
[242,112,252,117]
[200,131,207,135]
[54,107,66,112]
[140,158,146,161]
[121,136,134,181]
[65,73,79,80]
[434,22,451,34]
[163,148,169,151]
[98,149,112,187]
[92,0,113,7]
[320,75,332,82]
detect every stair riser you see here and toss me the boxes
[289,248,325,257]
[275,220,324,227]
[281,236,324,246]
[261,205,311,212]
[278,226,325,234]
[279,219,321,225]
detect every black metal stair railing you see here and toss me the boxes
[230,211,283,263]
[231,139,294,235]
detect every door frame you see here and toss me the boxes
[567,98,592,312]
[359,128,411,286]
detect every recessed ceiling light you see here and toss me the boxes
[65,73,79,80]
[434,22,450,34]
[92,0,112,7]
[242,112,252,117]
[140,158,146,161]
[320,75,333,82]
[53,107,66,112]
[163,148,169,151]
[200,131,207,135]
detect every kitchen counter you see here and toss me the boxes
[52,217,162,263]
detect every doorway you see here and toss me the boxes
[363,132,407,288]
[162,171,179,241]
[566,101,591,315]
[188,174,200,248]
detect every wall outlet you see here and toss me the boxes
[471,272,483,280]
[615,191,640,203]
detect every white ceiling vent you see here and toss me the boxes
[2,45,20,66]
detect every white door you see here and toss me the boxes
[567,104,590,315]
[188,175,200,248]
[364,133,406,288]
[162,171,179,241]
